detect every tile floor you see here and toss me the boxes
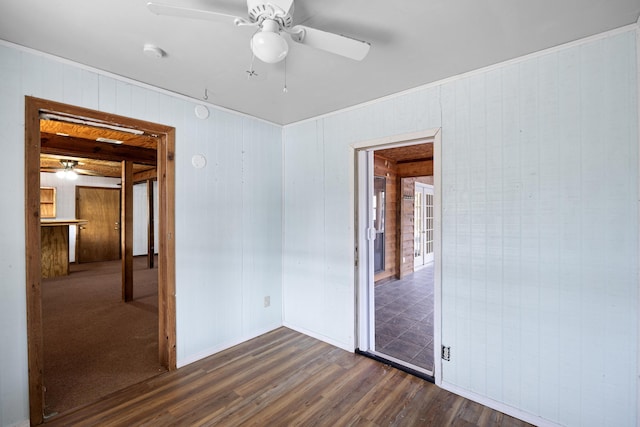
[374,263,434,372]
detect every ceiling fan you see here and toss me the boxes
[146,0,371,64]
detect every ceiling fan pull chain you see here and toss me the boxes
[283,57,288,93]
[247,35,260,79]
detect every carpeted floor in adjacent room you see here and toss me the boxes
[42,256,166,417]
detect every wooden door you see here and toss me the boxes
[76,186,121,263]
[414,183,434,269]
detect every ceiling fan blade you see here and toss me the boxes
[147,2,249,25]
[291,25,370,61]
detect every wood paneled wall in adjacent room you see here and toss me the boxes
[373,154,398,283]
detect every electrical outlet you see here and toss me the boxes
[264,296,270,308]
[402,257,406,263]
[441,345,451,361]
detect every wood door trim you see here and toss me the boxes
[157,127,176,369]
[24,96,176,425]
[25,95,45,427]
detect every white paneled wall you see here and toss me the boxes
[0,43,282,426]
[282,29,638,426]
[133,181,159,256]
[282,87,442,349]
[0,41,29,427]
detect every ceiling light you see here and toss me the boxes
[251,19,288,64]
[96,137,123,144]
[56,160,79,180]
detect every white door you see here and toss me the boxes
[414,183,434,269]
[356,149,376,351]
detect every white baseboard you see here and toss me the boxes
[282,322,354,352]
[440,381,561,427]
[177,324,282,368]
[9,420,30,427]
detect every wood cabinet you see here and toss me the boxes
[41,223,69,278]
[41,220,87,278]
[40,187,56,219]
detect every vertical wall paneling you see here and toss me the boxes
[600,30,638,422]
[79,69,100,109]
[468,73,489,399]
[454,74,474,395]
[133,183,148,256]
[282,120,329,340]
[241,118,283,336]
[0,44,29,427]
[132,181,159,257]
[62,65,82,105]
[323,118,356,346]
[483,66,505,405]
[282,28,638,427]
[0,43,283,425]
[439,81,458,384]
[578,38,606,426]
[98,74,117,113]
[536,49,561,423]
[556,43,584,425]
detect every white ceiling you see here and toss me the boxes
[1,0,638,125]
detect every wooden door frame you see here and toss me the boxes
[25,96,176,425]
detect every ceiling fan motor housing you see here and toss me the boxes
[247,0,294,28]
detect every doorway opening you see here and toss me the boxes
[25,97,176,425]
[355,130,441,381]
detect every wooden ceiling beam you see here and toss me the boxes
[40,120,158,149]
[133,168,157,183]
[41,133,157,165]
[397,160,433,178]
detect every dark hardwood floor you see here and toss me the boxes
[45,327,531,427]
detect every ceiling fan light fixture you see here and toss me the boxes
[251,19,288,64]
[57,160,79,180]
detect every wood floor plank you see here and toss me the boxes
[287,359,389,426]
[210,342,335,425]
[254,359,346,425]
[45,328,532,427]
[352,369,424,425]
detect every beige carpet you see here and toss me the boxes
[42,256,166,417]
